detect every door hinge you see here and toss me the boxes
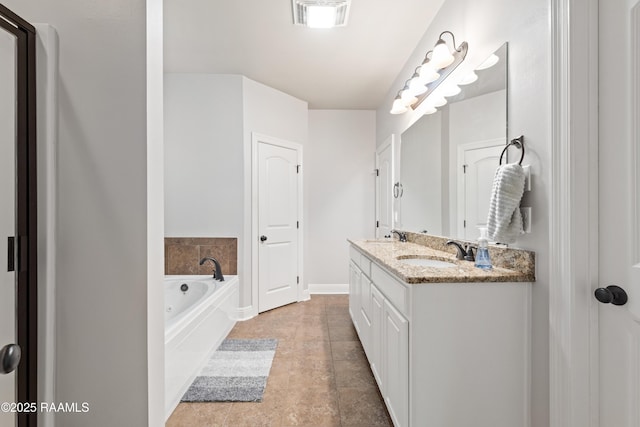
[296,164,300,173]
[463,164,468,173]
[297,221,299,229]
[375,168,379,176]
[297,276,299,284]
[376,220,379,228]
[463,220,467,228]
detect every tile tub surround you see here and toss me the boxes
[165,237,237,276]
[349,233,535,284]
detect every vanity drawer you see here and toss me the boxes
[370,262,408,316]
[350,246,372,278]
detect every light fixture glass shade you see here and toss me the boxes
[408,75,428,96]
[441,83,461,97]
[458,71,478,85]
[306,5,337,28]
[430,96,447,107]
[400,88,417,106]
[476,54,499,70]
[390,95,408,114]
[430,39,455,69]
[418,63,440,84]
[422,105,438,115]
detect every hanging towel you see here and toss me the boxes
[486,163,526,244]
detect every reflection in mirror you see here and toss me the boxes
[398,43,508,242]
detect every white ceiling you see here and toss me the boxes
[164,0,446,110]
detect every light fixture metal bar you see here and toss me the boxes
[411,41,468,110]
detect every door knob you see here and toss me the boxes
[594,285,628,306]
[0,344,21,374]
[260,235,267,242]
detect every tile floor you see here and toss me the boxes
[166,294,393,427]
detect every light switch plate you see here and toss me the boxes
[523,165,531,191]
[521,207,532,233]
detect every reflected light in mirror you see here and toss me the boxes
[458,71,478,85]
[476,54,499,70]
[390,93,409,114]
[441,83,461,97]
[431,95,447,107]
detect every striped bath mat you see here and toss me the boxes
[181,338,278,402]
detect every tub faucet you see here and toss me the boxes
[390,230,407,242]
[199,257,224,281]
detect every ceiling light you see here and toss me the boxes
[389,30,467,115]
[292,0,351,28]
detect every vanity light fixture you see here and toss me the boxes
[292,0,351,28]
[390,30,468,115]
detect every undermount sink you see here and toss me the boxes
[396,256,457,268]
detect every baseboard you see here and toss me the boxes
[235,305,257,321]
[308,283,349,294]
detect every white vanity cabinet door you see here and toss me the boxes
[348,261,362,335]
[370,283,384,391]
[383,299,409,427]
[359,275,373,356]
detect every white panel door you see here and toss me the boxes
[0,24,17,427]
[376,135,394,238]
[597,1,640,426]
[458,141,504,241]
[258,141,299,312]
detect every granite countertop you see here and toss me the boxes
[348,239,535,284]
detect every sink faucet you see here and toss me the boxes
[390,230,407,242]
[199,257,225,281]
[446,240,475,261]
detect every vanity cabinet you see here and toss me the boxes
[348,244,531,427]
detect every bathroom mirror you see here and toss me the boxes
[398,43,508,242]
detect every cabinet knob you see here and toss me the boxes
[260,235,267,242]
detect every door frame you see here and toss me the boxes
[375,134,396,238]
[549,0,600,426]
[251,133,304,314]
[0,5,37,427]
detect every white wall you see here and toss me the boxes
[3,1,162,426]
[376,0,550,425]
[242,78,308,306]
[164,74,244,238]
[164,74,308,311]
[307,110,376,292]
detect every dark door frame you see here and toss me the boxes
[0,5,37,427]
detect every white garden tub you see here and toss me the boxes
[164,275,239,420]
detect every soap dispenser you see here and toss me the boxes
[475,227,492,270]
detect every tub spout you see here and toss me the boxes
[199,257,224,281]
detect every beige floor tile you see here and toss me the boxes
[331,340,366,361]
[337,388,393,426]
[281,389,341,426]
[165,402,232,427]
[333,359,378,389]
[328,324,359,341]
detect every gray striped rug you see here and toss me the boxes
[181,338,278,402]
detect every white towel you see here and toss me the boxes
[486,163,526,243]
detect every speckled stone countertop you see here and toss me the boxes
[348,235,535,284]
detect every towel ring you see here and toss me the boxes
[499,135,525,165]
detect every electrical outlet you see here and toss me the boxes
[521,207,532,233]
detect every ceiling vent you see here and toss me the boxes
[292,0,351,28]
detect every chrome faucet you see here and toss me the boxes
[390,230,407,242]
[446,240,476,261]
[199,257,224,281]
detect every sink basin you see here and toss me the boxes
[396,256,457,268]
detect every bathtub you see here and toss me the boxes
[164,275,239,420]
